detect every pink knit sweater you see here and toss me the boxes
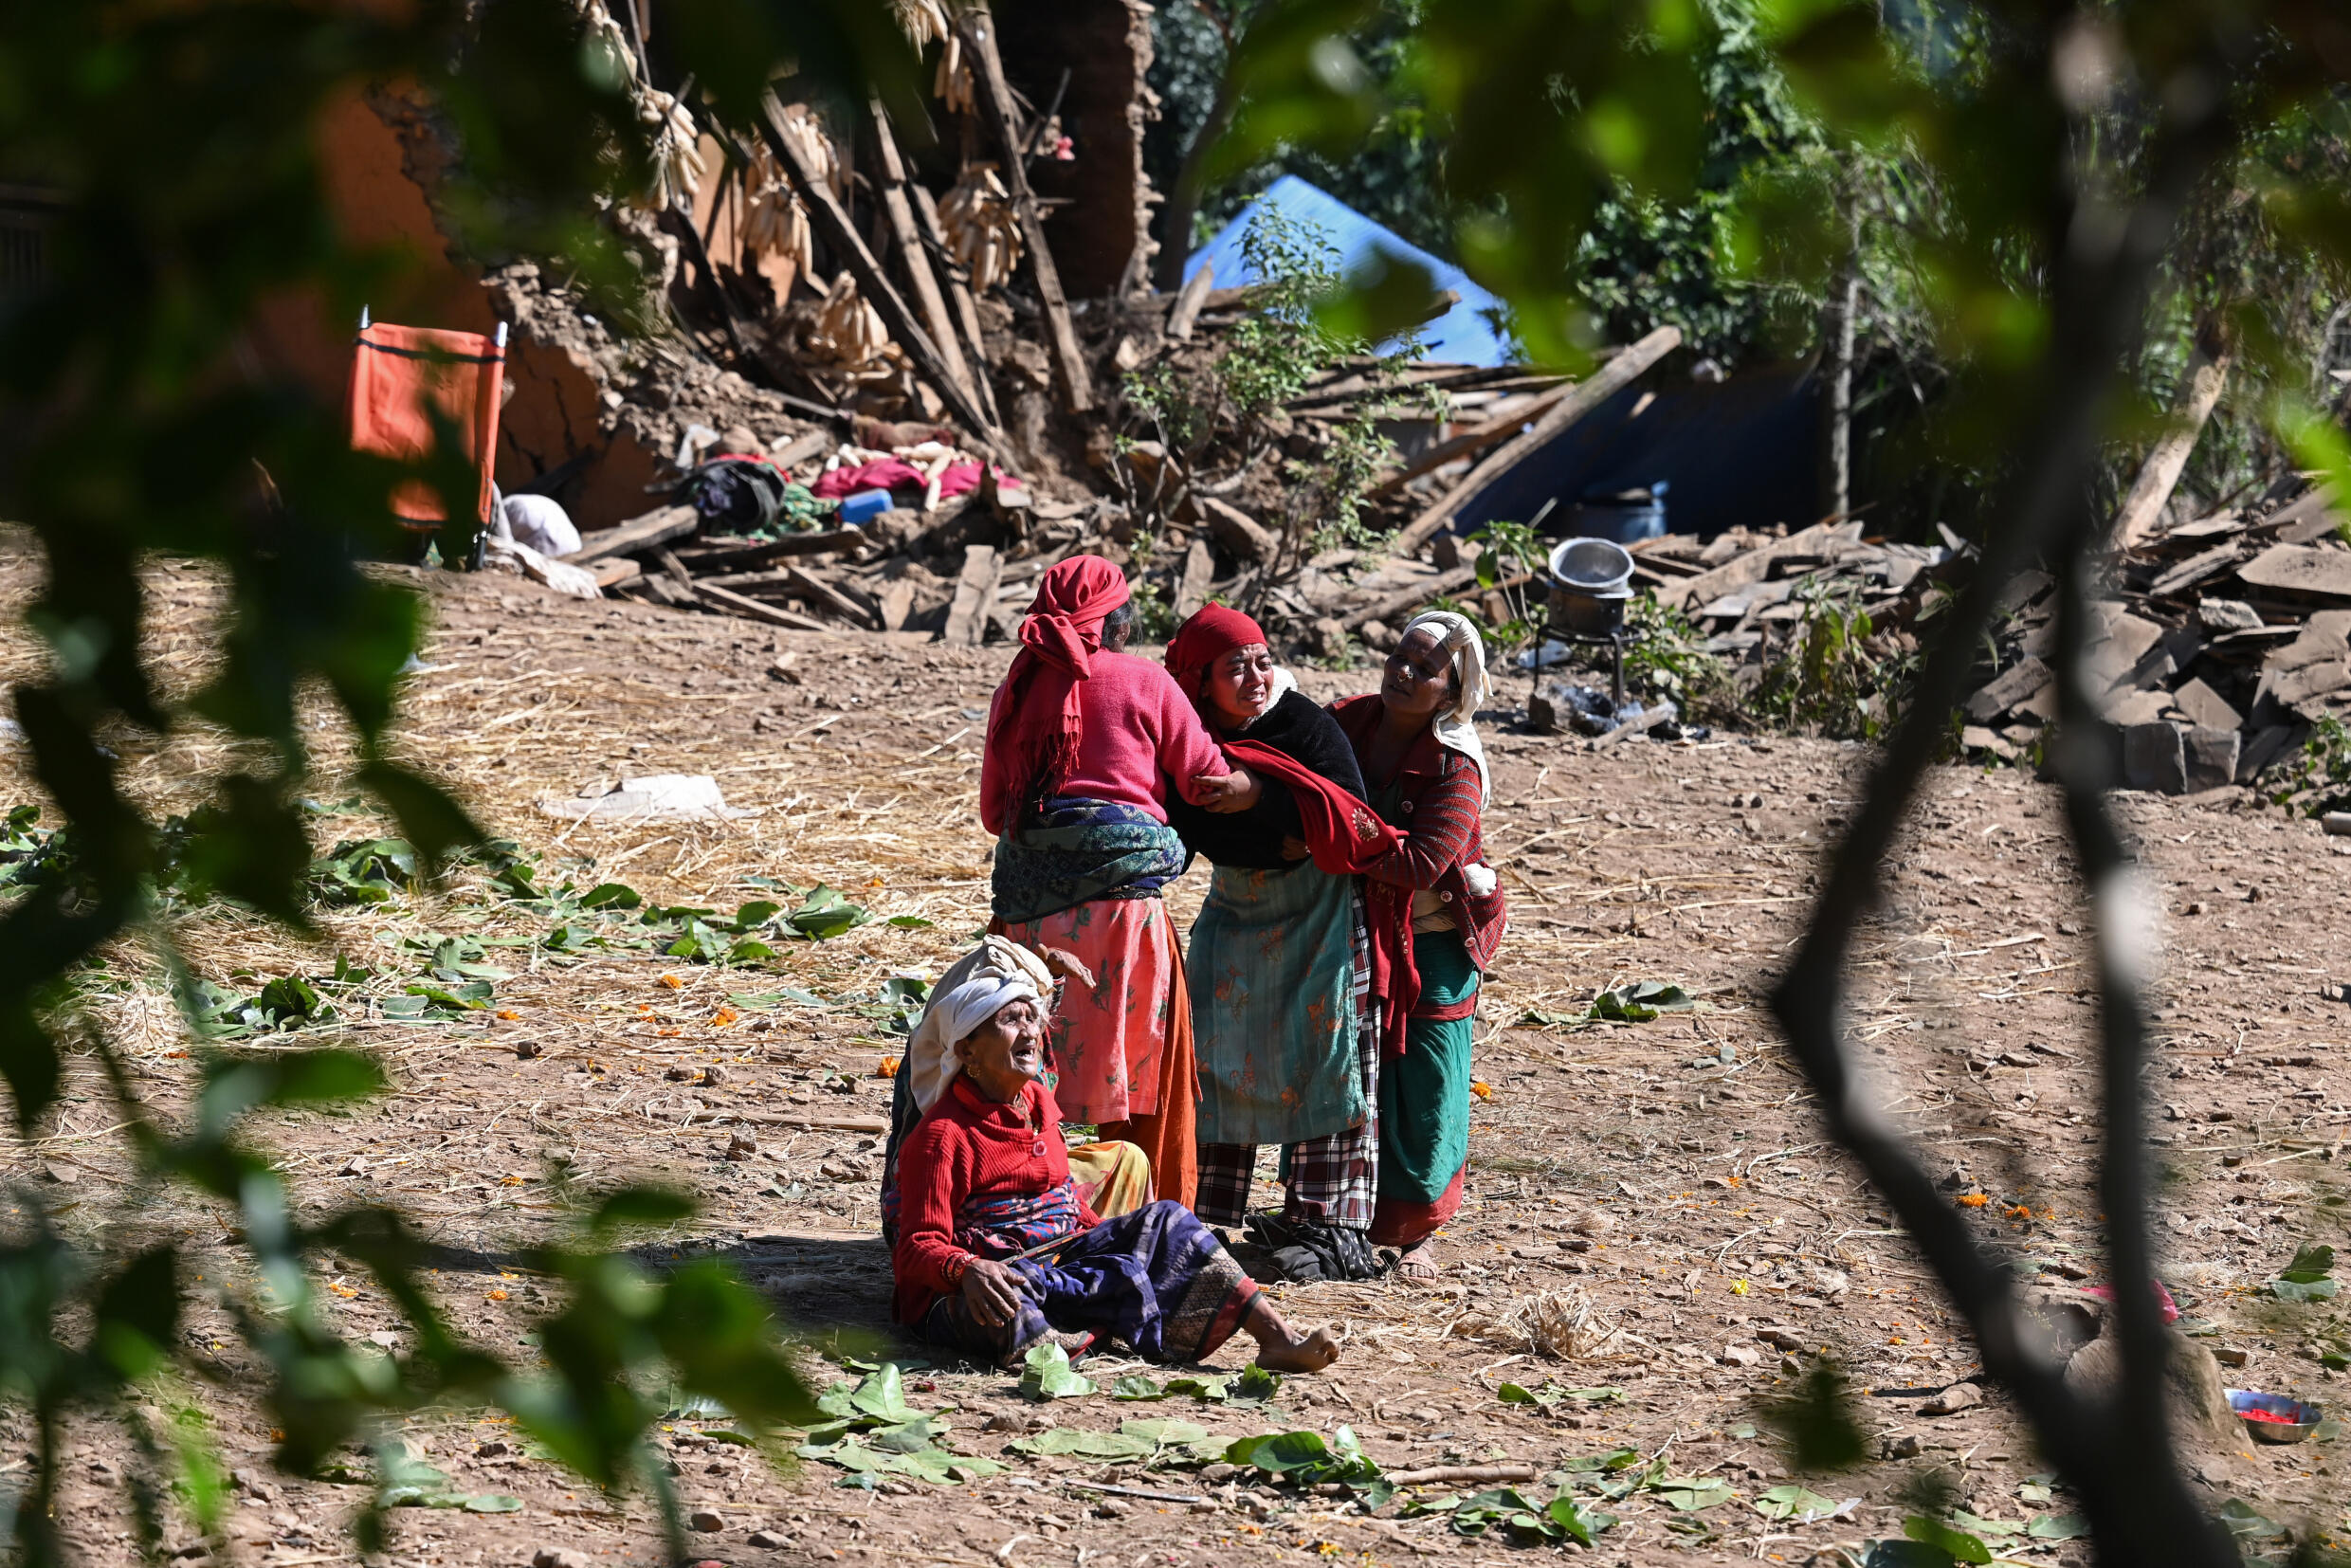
[979,652,1227,831]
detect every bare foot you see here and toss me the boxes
[1254,1325,1341,1373]
[1240,1297,1343,1373]
[1393,1238,1441,1282]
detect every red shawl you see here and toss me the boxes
[1220,738,1419,1057]
[980,555,1131,835]
[1160,606,1420,1055]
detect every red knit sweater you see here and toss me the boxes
[890,1075,1101,1324]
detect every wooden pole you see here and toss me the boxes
[2112,352,2232,550]
[756,95,1003,445]
[909,182,1004,428]
[1393,325,1683,556]
[866,99,983,416]
[957,4,1095,413]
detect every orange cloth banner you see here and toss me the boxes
[346,322,504,526]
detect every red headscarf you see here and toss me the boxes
[1163,610,1421,1052]
[1163,604,1267,707]
[980,555,1132,834]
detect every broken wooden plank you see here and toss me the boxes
[943,544,1003,647]
[2236,542,2351,601]
[2113,352,2230,549]
[758,94,1001,444]
[564,504,699,565]
[1166,261,1215,342]
[1654,520,1857,612]
[1395,325,1682,554]
[866,98,983,419]
[784,563,880,628]
[590,557,642,590]
[1963,656,2052,723]
[1200,496,1277,564]
[1369,380,1576,501]
[672,529,866,574]
[908,181,1003,429]
[695,581,833,632]
[1341,564,1479,631]
[770,428,833,469]
[2141,541,2241,598]
[2263,485,2347,544]
[958,5,1094,413]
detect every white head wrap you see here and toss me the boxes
[904,937,1056,1113]
[1398,610,1490,805]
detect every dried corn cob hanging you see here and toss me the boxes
[934,28,974,114]
[769,101,845,205]
[741,143,811,272]
[893,0,951,46]
[938,163,1021,293]
[808,274,893,368]
[635,88,704,212]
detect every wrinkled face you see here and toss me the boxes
[1203,643,1277,729]
[1381,626,1457,722]
[955,996,1047,1103]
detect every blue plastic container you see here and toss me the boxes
[837,487,895,526]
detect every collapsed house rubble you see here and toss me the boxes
[1522,484,2351,793]
[302,0,2351,796]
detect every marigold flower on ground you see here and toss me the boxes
[1470,1080,1493,1100]
[1957,1193,1989,1207]
[660,973,683,990]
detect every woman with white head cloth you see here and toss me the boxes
[884,937,1343,1373]
[1330,611,1508,1281]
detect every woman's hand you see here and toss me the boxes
[1194,766,1264,814]
[1280,835,1310,862]
[960,1259,1027,1327]
[1035,945,1095,989]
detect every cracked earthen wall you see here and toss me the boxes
[242,86,662,530]
[995,0,1158,299]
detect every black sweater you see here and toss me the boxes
[1167,688,1369,870]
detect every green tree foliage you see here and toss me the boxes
[1219,3,2350,1564]
[0,2,915,1559]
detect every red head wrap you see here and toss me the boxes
[1162,604,1267,709]
[979,555,1132,834]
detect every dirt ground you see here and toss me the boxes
[2,557,2346,1568]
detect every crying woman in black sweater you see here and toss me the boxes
[1161,606,1385,1282]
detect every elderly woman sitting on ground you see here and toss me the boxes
[890,937,1341,1374]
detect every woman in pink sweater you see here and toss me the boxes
[980,555,1258,1210]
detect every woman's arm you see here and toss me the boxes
[1360,757,1481,890]
[891,1125,972,1296]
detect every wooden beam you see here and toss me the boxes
[1368,380,1576,501]
[783,563,881,628]
[1393,325,1683,555]
[1341,564,1479,630]
[695,580,834,632]
[944,544,1003,647]
[671,529,866,573]
[908,182,1003,428]
[564,504,699,565]
[757,95,1002,445]
[2113,352,2232,550]
[866,99,983,418]
[1166,261,1214,342]
[958,5,1095,412]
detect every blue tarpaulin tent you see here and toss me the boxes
[1183,175,1515,368]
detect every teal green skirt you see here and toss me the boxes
[1188,862,1366,1146]
[1374,930,1478,1220]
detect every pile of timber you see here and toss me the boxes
[1951,485,2351,795]
[548,321,1696,653]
